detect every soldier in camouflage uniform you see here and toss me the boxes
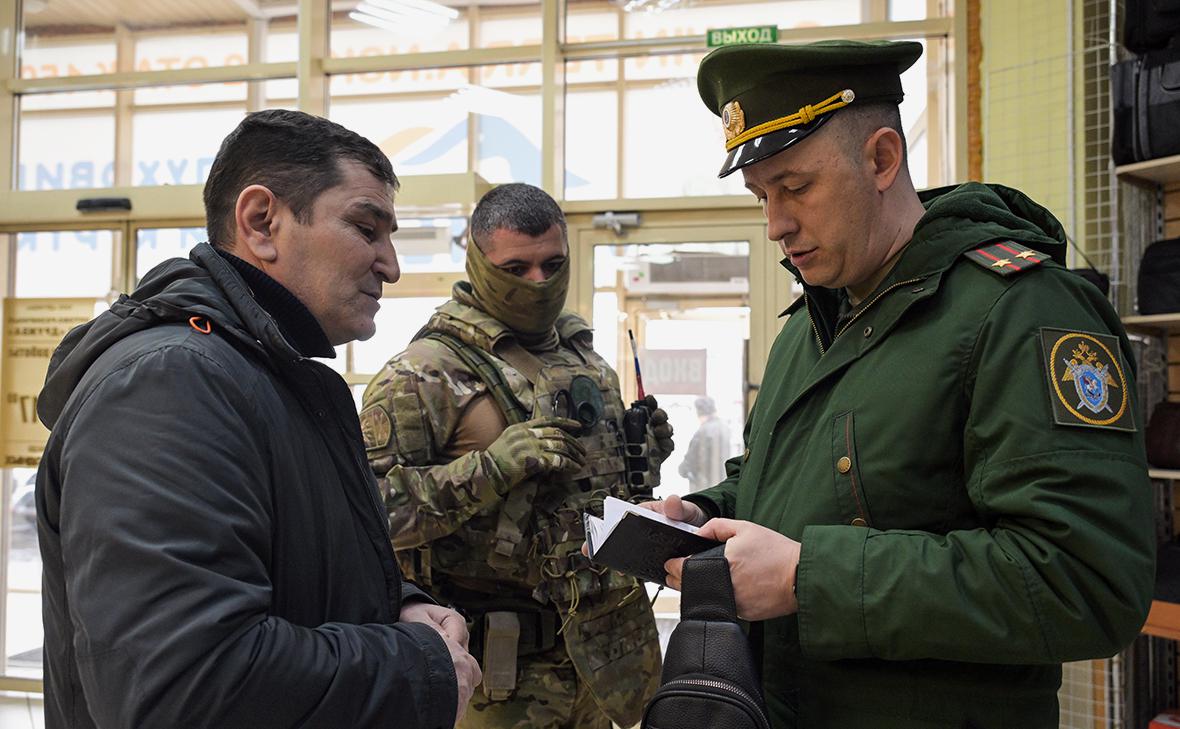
[361,183,672,729]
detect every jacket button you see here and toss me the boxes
[836,456,851,473]
[863,326,873,338]
[850,517,868,527]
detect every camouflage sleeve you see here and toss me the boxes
[361,339,512,549]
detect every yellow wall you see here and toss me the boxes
[979,0,1076,238]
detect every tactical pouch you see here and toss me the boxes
[481,611,521,700]
[563,586,661,728]
[642,546,776,729]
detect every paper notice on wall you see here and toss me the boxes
[3,299,95,469]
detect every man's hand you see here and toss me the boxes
[487,416,587,486]
[641,395,675,463]
[665,518,801,621]
[399,602,469,648]
[640,493,707,527]
[400,602,481,725]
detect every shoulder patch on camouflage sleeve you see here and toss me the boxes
[1039,328,1135,432]
[964,241,1050,277]
[359,404,393,451]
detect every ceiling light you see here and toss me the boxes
[349,0,457,32]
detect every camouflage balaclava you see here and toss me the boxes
[465,235,570,338]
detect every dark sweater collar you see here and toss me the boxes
[215,248,335,359]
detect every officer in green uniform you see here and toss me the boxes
[361,183,670,729]
[642,40,1156,728]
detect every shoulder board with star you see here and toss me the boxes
[963,241,1050,277]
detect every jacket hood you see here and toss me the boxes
[38,243,295,429]
[914,181,1067,265]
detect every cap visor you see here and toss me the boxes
[717,114,832,178]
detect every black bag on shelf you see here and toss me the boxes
[1111,46,1180,165]
[1146,401,1180,468]
[1138,237,1180,314]
[1124,0,1180,54]
[641,545,774,729]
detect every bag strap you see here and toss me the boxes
[680,544,738,623]
[421,331,529,425]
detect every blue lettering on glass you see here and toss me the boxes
[167,159,188,184]
[72,161,94,189]
[36,163,63,190]
[197,157,215,183]
[138,160,160,185]
[76,230,98,251]
[182,228,205,246]
[101,162,115,187]
[138,228,158,249]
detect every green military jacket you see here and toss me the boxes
[687,183,1155,729]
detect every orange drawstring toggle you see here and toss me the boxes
[189,316,212,334]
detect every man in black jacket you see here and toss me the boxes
[35,109,481,729]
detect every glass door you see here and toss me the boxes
[589,240,751,499]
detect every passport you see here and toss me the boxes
[584,496,720,586]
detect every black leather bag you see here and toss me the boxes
[642,546,773,729]
[1147,401,1180,468]
[1124,0,1180,54]
[1111,46,1180,165]
[1138,237,1180,314]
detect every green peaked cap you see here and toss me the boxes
[696,39,923,177]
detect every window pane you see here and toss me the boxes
[478,5,543,49]
[21,10,293,75]
[566,0,863,40]
[396,218,467,273]
[330,12,471,58]
[566,89,619,200]
[19,37,116,81]
[331,96,469,176]
[567,5,621,44]
[474,90,541,185]
[15,230,118,298]
[136,228,208,283]
[7,467,41,678]
[592,242,750,498]
[889,0,928,21]
[133,31,248,89]
[353,297,449,373]
[18,96,115,191]
[133,105,247,187]
[621,71,746,198]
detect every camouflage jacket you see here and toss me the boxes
[362,284,660,725]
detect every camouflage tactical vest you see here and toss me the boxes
[406,298,660,726]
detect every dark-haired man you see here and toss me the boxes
[646,40,1154,728]
[362,183,670,729]
[36,109,480,729]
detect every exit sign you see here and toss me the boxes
[706,25,778,47]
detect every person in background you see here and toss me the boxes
[36,109,480,729]
[362,182,673,729]
[646,40,1154,728]
[678,395,732,492]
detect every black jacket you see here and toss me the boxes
[36,243,457,729]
